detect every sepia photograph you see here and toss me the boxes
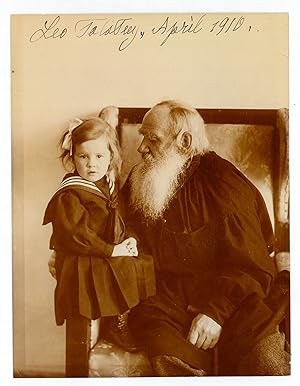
[4,2,298,385]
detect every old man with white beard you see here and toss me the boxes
[122,100,290,376]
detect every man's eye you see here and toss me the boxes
[80,155,87,159]
[97,155,103,159]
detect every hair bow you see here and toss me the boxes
[61,118,83,155]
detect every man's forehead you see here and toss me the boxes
[140,106,170,134]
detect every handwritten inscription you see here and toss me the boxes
[74,18,141,51]
[209,16,245,35]
[29,14,252,51]
[30,16,68,42]
[152,15,205,46]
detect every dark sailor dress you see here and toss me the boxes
[43,173,156,325]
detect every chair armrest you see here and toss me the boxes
[90,319,101,349]
[275,252,290,272]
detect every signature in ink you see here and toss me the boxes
[29,15,68,42]
[74,18,141,51]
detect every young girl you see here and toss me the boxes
[43,116,156,352]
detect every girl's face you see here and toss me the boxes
[73,137,111,182]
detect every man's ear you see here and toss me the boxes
[177,131,192,153]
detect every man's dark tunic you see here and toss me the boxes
[124,151,277,374]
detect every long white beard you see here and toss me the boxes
[130,149,188,221]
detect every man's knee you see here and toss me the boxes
[151,355,206,377]
[236,331,290,375]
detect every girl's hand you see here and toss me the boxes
[111,237,138,257]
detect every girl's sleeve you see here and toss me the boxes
[49,191,114,258]
[119,176,141,240]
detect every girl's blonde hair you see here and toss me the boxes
[59,117,122,182]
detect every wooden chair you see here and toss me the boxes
[65,107,289,377]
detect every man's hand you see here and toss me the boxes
[48,251,57,279]
[187,313,222,350]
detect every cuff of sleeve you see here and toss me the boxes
[195,295,237,326]
[89,243,114,258]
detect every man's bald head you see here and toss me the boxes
[149,100,210,156]
[130,100,210,220]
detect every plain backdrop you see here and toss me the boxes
[2,2,299,386]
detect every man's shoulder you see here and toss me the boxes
[195,151,238,177]
[193,151,258,197]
